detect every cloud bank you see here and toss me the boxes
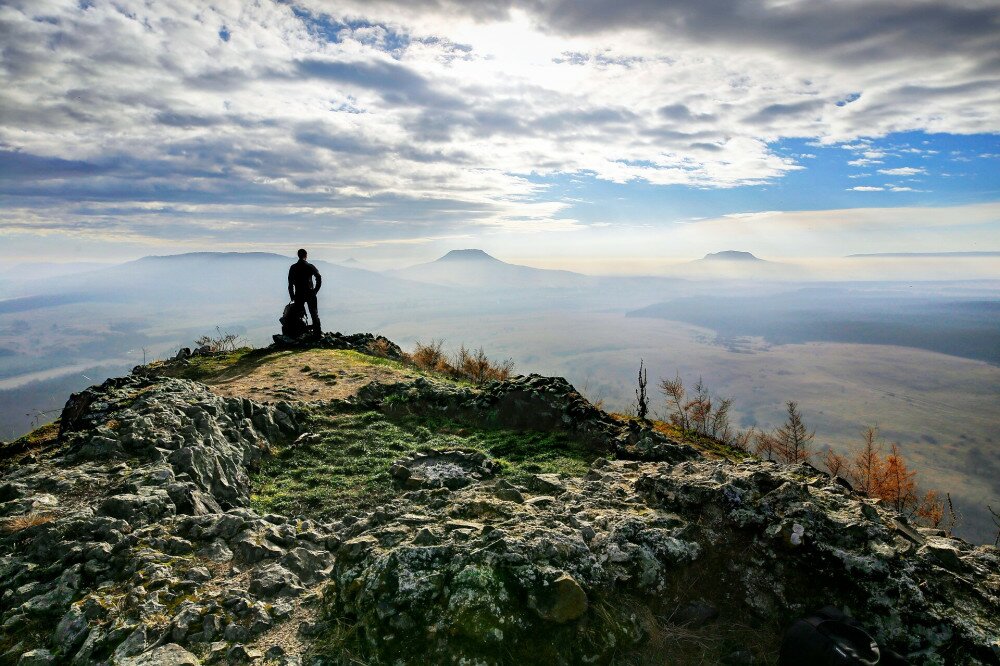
[0,0,998,258]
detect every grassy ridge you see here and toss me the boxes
[251,405,597,519]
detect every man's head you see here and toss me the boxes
[297,248,307,259]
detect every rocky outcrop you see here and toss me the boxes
[1,337,998,665]
[319,457,1000,664]
[358,374,698,463]
[270,332,403,360]
[0,376,310,664]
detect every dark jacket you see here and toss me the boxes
[288,259,322,299]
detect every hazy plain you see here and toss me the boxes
[1,251,998,542]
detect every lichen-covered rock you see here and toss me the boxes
[390,450,500,489]
[319,460,1000,665]
[0,376,318,664]
[120,643,201,665]
[2,339,998,665]
[359,373,698,463]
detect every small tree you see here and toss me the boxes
[730,427,755,454]
[685,378,713,436]
[881,443,918,514]
[773,401,814,463]
[917,490,946,529]
[660,373,690,431]
[708,396,733,441]
[823,448,848,478]
[851,426,885,497]
[635,359,649,420]
[988,505,1000,546]
[754,430,779,461]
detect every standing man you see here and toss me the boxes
[288,248,322,335]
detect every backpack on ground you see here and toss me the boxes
[280,301,309,338]
[779,606,908,665]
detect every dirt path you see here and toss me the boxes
[204,349,422,403]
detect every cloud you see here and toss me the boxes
[849,186,885,191]
[0,0,997,255]
[878,166,927,176]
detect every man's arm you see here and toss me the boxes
[287,266,295,300]
[313,265,322,294]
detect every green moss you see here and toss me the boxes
[154,346,272,382]
[0,420,63,469]
[250,406,599,520]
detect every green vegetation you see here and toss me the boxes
[0,420,62,470]
[154,346,269,382]
[251,406,597,519]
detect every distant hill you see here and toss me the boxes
[391,249,590,288]
[2,251,442,310]
[695,250,765,262]
[847,251,1000,258]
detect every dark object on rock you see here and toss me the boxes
[778,607,892,666]
[280,301,309,339]
[174,347,192,360]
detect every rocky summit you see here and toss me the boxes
[0,336,998,665]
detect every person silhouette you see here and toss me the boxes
[288,248,322,335]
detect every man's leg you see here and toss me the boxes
[306,295,321,334]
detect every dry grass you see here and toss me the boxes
[3,513,55,533]
[408,339,515,385]
[369,337,397,358]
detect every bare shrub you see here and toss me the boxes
[660,372,750,450]
[195,326,247,352]
[411,339,447,371]
[411,340,514,384]
[486,356,516,382]
[730,427,755,454]
[370,337,395,358]
[659,374,689,431]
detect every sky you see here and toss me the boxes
[0,0,999,271]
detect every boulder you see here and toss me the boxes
[17,650,55,666]
[120,644,201,665]
[98,489,175,525]
[532,573,588,623]
[249,563,303,598]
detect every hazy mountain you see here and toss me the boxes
[391,249,591,289]
[2,252,436,307]
[695,250,765,262]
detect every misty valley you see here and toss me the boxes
[1,250,998,544]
